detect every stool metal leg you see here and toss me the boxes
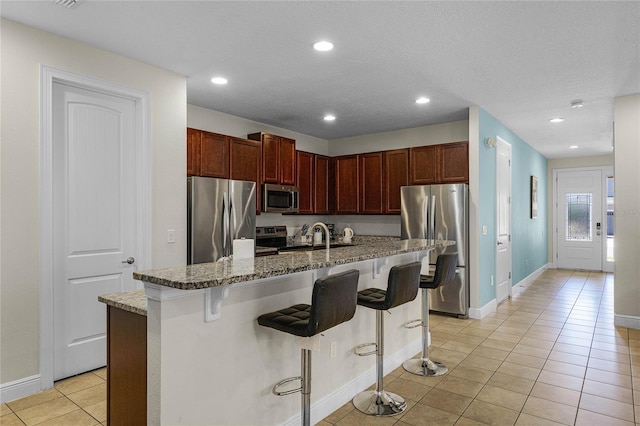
[402,289,448,376]
[353,310,407,416]
[301,349,311,426]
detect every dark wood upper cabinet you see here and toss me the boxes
[409,145,437,185]
[437,142,469,183]
[200,131,230,178]
[186,127,201,176]
[280,137,296,185]
[248,132,296,186]
[230,137,262,214]
[314,155,332,215]
[384,149,409,214]
[334,155,359,214]
[296,151,314,214]
[359,152,384,214]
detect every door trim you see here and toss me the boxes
[40,66,151,390]
[552,166,612,270]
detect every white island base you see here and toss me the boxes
[143,251,431,425]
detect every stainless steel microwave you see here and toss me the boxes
[263,183,299,213]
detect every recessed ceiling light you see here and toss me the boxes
[569,145,579,149]
[313,41,334,52]
[323,114,336,121]
[571,100,584,108]
[211,77,228,85]
[415,97,431,104]
[549,118,565,123]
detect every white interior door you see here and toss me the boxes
[52,81,138,380]
[496,137,512,304]
[557,170,603,270]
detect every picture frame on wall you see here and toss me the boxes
[530,175,538,219]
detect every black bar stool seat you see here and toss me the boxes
[352,262,421,417]
[258,269,360,426]
[402,253,458,377]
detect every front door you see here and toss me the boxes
[52,81,139,380]
[557,170,603,270]
[496,137,512,304]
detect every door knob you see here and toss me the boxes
[497,241,504,246]
[122,257,135,265]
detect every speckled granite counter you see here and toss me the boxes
[133,238,449,290]
[98,289,147,316]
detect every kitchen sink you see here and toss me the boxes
[277,242,354,253]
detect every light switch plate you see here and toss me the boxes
[167,229,176,243]
[482,225,488,235]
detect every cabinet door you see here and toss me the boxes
[200,131,230,178]
[230,137,262,213]
[438,142,469,183]
[335,155,359,214]
[409,145,436,185]
[280,137,296,185]
[261,133,280,184]
[186,128,201,176]
[384,149,409,214]
[360,152,384,214]
[296,151,314,214]
[314,155,331,214]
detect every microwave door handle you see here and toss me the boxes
[291,190,298,208]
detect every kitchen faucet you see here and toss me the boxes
[310,222,330,250]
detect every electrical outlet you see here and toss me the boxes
[167,229,176,243]
[330,341,337,359]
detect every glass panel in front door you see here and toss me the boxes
[565,193,592,241]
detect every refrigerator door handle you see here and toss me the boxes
[430,195,436,241]
[222,191,229,257]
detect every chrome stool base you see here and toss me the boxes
[352,390,407,416]
[402,357,448,376]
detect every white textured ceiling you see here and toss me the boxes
[2,1,639,159]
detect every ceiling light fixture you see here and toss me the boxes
[571,100,584,108]
[569,145,579,149]
[314,41,334,52]
[51,0,83,8]
[211,77,228,85]
[415,97,431,104]
[323,114,336,122]
[549,118,565,123]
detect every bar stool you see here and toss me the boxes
[352,262,421,416]
[257,269,360,426]
[402,253,458,376]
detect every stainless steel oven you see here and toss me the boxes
[263,183,299,213]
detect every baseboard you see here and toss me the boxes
[0,375,42,404]
[283,338,422,426]
[469,299,497,320]
[512,263,550,297]
[614,314,640,329]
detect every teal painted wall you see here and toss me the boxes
[478,109,548,307]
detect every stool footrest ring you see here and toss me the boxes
[403,319,423,329]
[272,376,303,396]
[354,342,377,356]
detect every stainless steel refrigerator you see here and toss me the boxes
[187,176,256,264]
[401,184,469,318]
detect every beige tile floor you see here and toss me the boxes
[2,269,638,425]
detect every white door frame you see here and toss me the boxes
[552,165,612,271]
[40,66,151,389]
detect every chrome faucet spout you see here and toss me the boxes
[310,222,331,250]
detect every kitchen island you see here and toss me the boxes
[134,238,450,425]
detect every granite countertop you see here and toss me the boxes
[133,238,452,291]
[98,289,147,316]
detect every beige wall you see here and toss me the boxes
[0,19,186,388]
[545,155,614,264]
[613,94,640,325]
[188,104,329,155]
[328,120,469,156]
